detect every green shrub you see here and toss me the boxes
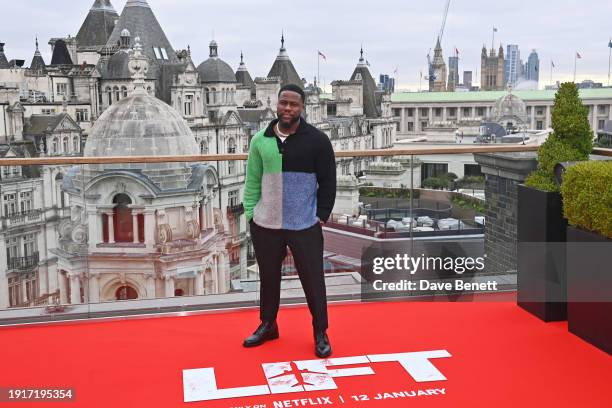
[358,187,419,199]
[451,195,486,214]
[525,82,593,192]
[422,177,447,190]
[560,161,612,238]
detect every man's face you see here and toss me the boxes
[277,91,304,128]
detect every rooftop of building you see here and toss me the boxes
[391,88,612,103]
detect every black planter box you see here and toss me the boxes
[517,185,567,321]
[567,226,612,355]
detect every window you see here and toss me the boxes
[476,107,486,117]
[52,138,58,154]
[113,194,133,243]
[598,120,606,130]
[6,237,20,263]
[23,233,37,257]
[536,107,544,116]
[392,108,402,117]
[63,137,69,153]
[73,137,79,152]
[434,108,442,117]
[153,47,162,59]
[42,108,55,115]
[19,192,33,213]
[462,107,471,117]
[227,138,236,175]
[597,105,607,115]
[76,109,88,122]
[24,273,38,304]
[122,86,128,98]
[114,86,120,102]
[4,194,17,216]
[228,190,239,207]
[205,88,210,105]
[407,122,414,132]
[106,87,112,105]
[421,163,448,183]
[8,277,20,307]
[211,88,217,104]
[184,94,193,116]
[447,108,457,117]
[327,104,337,116]
[56,83,67,96]
[147,86,152,95]
[200,140,208,154]
[420,108,429,117]
[464,164,483,177]
[160,48,168,60]
[407,108,414,117]
[536,121,544,130]
[421,121,428,130]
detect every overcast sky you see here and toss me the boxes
[2,0,611,90]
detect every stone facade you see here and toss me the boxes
[474,152,537,274]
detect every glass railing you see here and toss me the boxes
[0,146,610,325]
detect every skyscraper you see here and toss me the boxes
[463,71,473,89]
[448,56,459,91]
[505,44,521,87]
[525,50,540,84]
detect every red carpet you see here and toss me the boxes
[0,297,610,408]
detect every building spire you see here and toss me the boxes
[128,37,149,95]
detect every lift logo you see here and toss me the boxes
[183,350,451,402]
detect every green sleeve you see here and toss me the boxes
[243,136,263,221]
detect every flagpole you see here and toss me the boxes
[491,27,495,51]
[573,52,577,83]
[608,38,612,86]
[550,61,553,87]
[317,50,320,88]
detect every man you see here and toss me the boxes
[242,84,336,358]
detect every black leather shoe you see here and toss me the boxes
[243,321,279,347]
[314,331,332,358]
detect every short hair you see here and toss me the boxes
[278,84,305,103]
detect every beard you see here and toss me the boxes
[278,113,300,129]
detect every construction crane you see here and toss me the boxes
[426,0,452,83]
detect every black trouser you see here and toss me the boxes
[249,220,328,332]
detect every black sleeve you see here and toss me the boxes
[315,133,336,223]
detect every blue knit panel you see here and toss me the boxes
[282,172,318,230]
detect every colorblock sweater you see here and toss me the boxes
[243,119,336,230]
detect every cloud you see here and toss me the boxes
[2,0,611,90]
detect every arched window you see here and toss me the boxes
[112,193,133,242]
[73,137,79,152]
[211,88,216,104]
[147,86,152,95]
[106,87,112,105]
[200,140,208,154]
[205,88,210,104]
[121,86,128,98]
[52,138,58,154]
[62,137,69,153]
[113,86,120,102]
[115,285,138,300]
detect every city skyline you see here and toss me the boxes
[1,0,611,91]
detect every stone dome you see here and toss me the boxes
[197,40,236,83]
[491,91,528,125]
[197,58,237,83]
[81,92,200,191]
[85,92,199,157]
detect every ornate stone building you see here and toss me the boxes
[56,41,228,304]
[481,45,506,91]
[429,38,447,92]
